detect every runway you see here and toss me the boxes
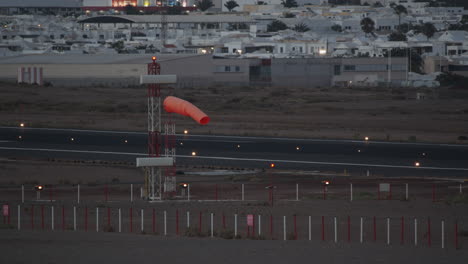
[1,127,468,178]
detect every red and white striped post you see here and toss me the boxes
[222,213,226,229]
[270,214,273,238]
[427,217,431,247]
[107,207,111,229]
[62,205,65,231]
[130,207,133,233]
[84,207,88,231]
[293,215,297,240]
[41,205,44,230]
[199,211,202,233]
[347,216,351,243]
[152,209,156,233]
[105,185,109,202]
[377,184,380,200]
[401,216,404,245]
[373,216,377,242]
[252,214,256,237]
[31,205,34,230]
[389,184,392,200]
[176,209,179,235]
[321,216,325,241]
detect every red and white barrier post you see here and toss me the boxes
[241,184,244,201]
[360,217,363,243]
[51,206,54,231]
[164,211,167,236]
[118,208,122,233]
[321,216,325,241]
[293,215,297,240]
[234,214,238,237]
[152,209,155,233]
[141,209,144,233]
[414,218,418,246]
[41,205,44,230]
[283,216,286,241]
[347,216,351,243]
[84,207,88,231]
[31,205,34,230]
[130,207,133,233]
[401,216,404,245]
[441,220,445,249]
[334,217,337,243]
[405,184,408,201]
[62,205,65,231]
[387,218,390,245]
[176,210,179,235]
[373,216,377,242]
[210,213,214,238]
[296,183,299,201]
[428,217,431,247]
[96,207,99,232]
[17,205,20,230]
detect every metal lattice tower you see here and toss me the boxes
[144,56,177,200]
[146,57,162,199]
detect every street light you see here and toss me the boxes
[191,151,197,156]
[364,136,369,141]
[184,130,188,135]
[19,123,25,127]
[414,162,420,167]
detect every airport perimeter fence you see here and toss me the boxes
[1,202,467,249]
[0,181,466,204]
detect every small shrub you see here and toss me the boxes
[184,227,206,237]
[287,232,296,240]
[104,225,115,232]
[219,229,235,239]
[459,230,468,237]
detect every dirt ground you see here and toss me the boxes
[1,230,467,264]
[1,82,468,143]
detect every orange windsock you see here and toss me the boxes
[163,96,210,125]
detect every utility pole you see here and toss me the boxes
[387,47,392,87]
[161,8,167,53]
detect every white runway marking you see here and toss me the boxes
[181,139,253,143]
[2,126,467,147]
[1,146,468,171]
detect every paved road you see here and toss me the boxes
[1,127,468,178]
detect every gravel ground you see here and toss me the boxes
[1,230,467,264]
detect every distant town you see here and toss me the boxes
[1,0,468,87]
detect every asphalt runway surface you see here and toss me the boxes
[1,127,468,178]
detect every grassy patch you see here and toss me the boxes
[445,194,468,204]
